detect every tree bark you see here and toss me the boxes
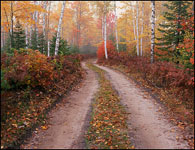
[140,2,144,56]
[43,1,47,53]
[114,1,119,52]
[136,1,139,56]
[48,40,50,57]
[46,1,51,56]
[34,1,38,48]
[131,3,136,41]
[25,25,28,49]
[11,1,14,48]
[151,1,155,63]
[104,1,108,59]
[55,1,66,56]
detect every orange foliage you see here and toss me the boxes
[97,40,116,61]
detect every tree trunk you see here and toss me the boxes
[104,2,108,59]
[114,1,119,52]
[140,2,144,56]
[151,1,155,63]
[11,1,14,48]
[131,3,136,41]
[43,1,47,53]
[55,1,66,56]
[1,27,3,49]
[48,40,50,57]
[102,15,104,40]
[29,13,33,47]
[34,1,38,48]
[46,1,51,56]
[25,25,28,49]
[136,1,139,56]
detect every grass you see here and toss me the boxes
[85,63,134,149]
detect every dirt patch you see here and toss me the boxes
[95,64,190,149]
[21,62,98,149]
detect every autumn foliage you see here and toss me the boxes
[97,40,115,62]
[98,51,194,103]
[1,49,84,148]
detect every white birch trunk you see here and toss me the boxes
[132,4,136,41]
[140,2,144,56]
[136,1,139,56]
[48,40,50,57]
[114,1,119,52]
[25,25,28,49]
[43,1,47,53]
[34,1,38,47]
[55,1,66,56]
[104,2,108,59]
[102,16,104,40]
[30,13,33,47]
[151,1,155,63]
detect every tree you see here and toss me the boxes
[140,2,144,56]
[13,20,26,50]
[50,33,70,56]
[136,1,139,56]
[104,1,108,59]
[55,1,66,56]
[156,1,192,63]
[151,1,155,63]
[114,1,119,52]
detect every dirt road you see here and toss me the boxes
[21,61,190,149]
[95,64,189,149]
[21,62,98,149]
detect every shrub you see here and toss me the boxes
[97,40,116,62]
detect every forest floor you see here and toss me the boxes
[21,60,191,149]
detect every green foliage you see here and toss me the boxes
[13,20,26,50]
[37,32,46,54]
[69,45,80,54]
[49,33,72,56]
[30,30,38,50]
[1,70,11,90]
[118,38,127,52]
[156,1,192,64]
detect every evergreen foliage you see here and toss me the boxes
[49,33,71,56]
[156,1,192,63]
[13,20,26,50]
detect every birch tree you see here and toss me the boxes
[136,1,139,56]
[104,1,108,59]
[25,25,28,48]
[54,1,66,56]
[47,1,51,57]
[151,1,155,63]
[42,1,47,53]
[34,1,38,48]
[114,1,119,52]
[131,3,136,41]
[140,2,144,56]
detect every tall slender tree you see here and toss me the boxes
[136,1,139,56]
[151,1,155,63]
[55,1,66,56]
[114,1,119,52]
[140,2,144,56]
[104,1,108,59]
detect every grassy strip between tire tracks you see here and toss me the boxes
[85,63,134,149]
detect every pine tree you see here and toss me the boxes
[156,1,192,63]
[13,20,26,50]
[38,33,46,54]
[50,33,70,56]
